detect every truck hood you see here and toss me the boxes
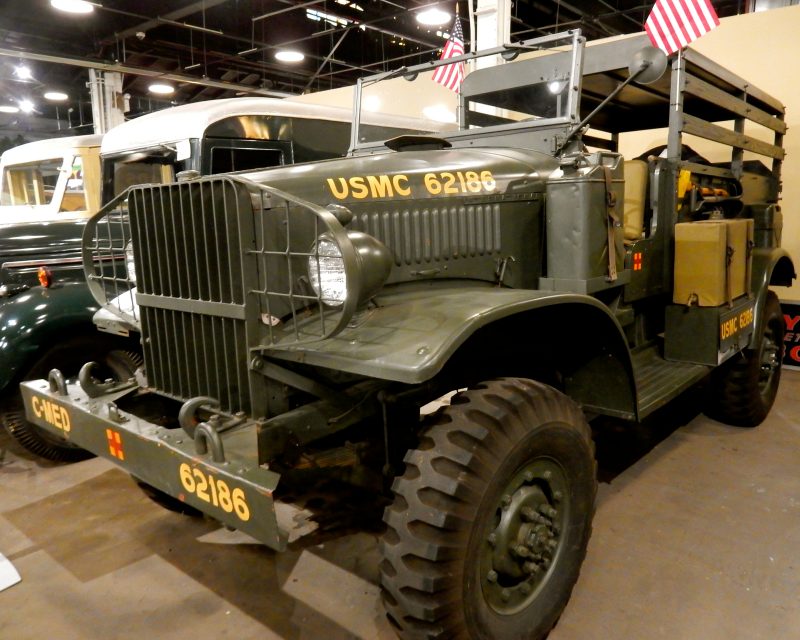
[235,146,560,207]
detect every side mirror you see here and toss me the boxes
[628,46,668,85]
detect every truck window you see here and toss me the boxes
[112,160,175,197]
[1,158,62,206]
[210,147,283,173]
[59,155,87,212]
[291,119,351,162]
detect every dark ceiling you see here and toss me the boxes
[0,0,748,138]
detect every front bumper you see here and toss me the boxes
[20,378,286,551]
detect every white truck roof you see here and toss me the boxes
[1,134,102,165]
[100,98,352,155]
[100,97,443,156]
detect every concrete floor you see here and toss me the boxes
[1,370,799,640]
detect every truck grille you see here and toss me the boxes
[130,182,247,304]
[126,180,252,413]
[140,307,249,414]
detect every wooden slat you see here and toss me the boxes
[682,48,785,115]
[678,161,734,179]
[683,73,787,134]
[681,114,785,160]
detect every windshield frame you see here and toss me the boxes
[349,29,585,154]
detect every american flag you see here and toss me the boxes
[645,0,720,55]
[432,17,465,93]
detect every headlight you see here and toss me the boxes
[308,235,346,306]
[307,228,393,311]
[125,241,136,283]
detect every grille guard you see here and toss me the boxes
[82,176,365,347]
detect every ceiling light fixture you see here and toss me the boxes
[44,91,69,101]
[275,50,304,63]
[19,100,35,114]
[14,65,33,80]
[148,83,175,95]
[416,8,450,26]
[0,105,20,114]
[50,0,95,14]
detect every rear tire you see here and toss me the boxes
[706,291,784,427]
[381,378,596,640]
[3,345,142,462]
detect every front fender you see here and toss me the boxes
[749,247,795,349]
[266,286,636,416]
[0,282,99,392]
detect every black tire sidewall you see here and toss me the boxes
[755,292,784,410]
[6,339,140,458]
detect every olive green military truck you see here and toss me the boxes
[19,30,794,640]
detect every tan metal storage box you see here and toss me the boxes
[673,219,753,306]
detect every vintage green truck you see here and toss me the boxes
[20,30,793,639]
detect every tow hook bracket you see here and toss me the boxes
[48,369,68,396]
[78,361,137,398]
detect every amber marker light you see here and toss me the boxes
[37,266,53,288]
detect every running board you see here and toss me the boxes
[632,345,711,419]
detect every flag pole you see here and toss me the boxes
[675,47,682,112]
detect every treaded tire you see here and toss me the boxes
[133,478,203,517]
[706,291,784,428]
[381,378,597,640]
[3,347,142,463]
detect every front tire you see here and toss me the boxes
[3,345,142,462]
[133,478,203,517]
[381,378,597,640]
[706,291,784,427]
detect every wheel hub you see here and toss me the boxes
[758,329,781,395]
[481,460,568,614]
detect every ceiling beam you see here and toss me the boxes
[0,47,295,98]
[102,0,233,43]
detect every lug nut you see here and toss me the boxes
[502,494,512,507]
[539,505,557,519]
[524,470,534,482]
[521,507,535,521]
[501,589,511,602]
[487,533,497,547]
[515,545,530,558]
[520,582,532,595]
[487,570,498,583]
[524,562,540,575]
[542,470,552,480]
[553,490,563,501]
